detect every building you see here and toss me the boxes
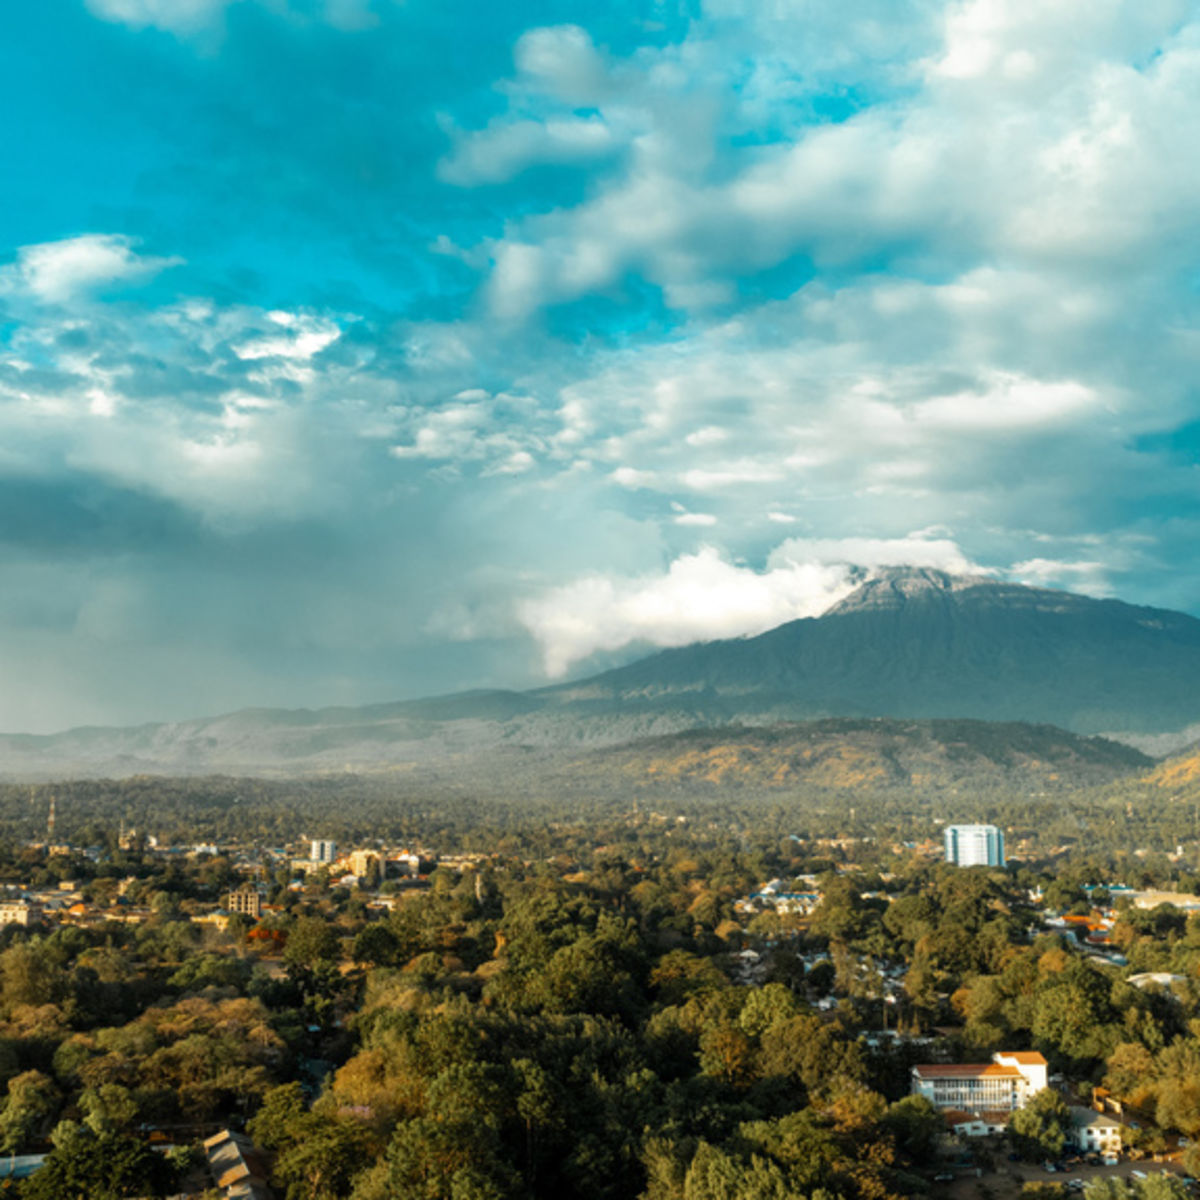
[944,824,1005,867]
[911,1051,1047,1114]
[1067,1107,1122,1155]
[349,850,382,879]
[203,1129,272,1200]
[0,899,41,927]
[226,885,262,919]
[310,839,337,865]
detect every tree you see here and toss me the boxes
[353,923,399,968]
[79,1083,137,1136]
[697,1024,755,1090]
[283,917,341,971]
[1009,1088,1070,1161]
[248,1082,308,1150]
[21,1126,175,1200]
[272,1118,373,1200]
[0,1069,58,1152]
[884,1093,942,1166]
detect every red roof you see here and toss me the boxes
[913,1063,1021,1079]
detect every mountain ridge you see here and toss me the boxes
[4,566,1200,778]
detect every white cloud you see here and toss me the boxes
[913,371,1101,430]
[462,1,1200,323]
[1009,557,1113,595]
[86,0,377,34]
[440,117,615,186]
[767,533,982,575]
[518,546,858,676]
[234,312,341,361]
[518,531,987,676]
[8,234,181,304]
[513,25,609,105]
[85,0,234,33]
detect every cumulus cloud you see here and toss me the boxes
[460,1,1200,320]
[440,117,616,186]
[6,235,181,304]
[519,532,986,676]
[518,546,858,676]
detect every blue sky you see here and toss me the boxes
[3,0,1200,731]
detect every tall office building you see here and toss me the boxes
[944,824,1005,867]
[311,839,337,865]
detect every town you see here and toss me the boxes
[0,786,1196,1200]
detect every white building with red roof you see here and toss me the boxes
[911,1051,1048,1114]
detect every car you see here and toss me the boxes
[1067,1183,1084,1193]
[933,1172,955,1182]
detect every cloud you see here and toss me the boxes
[6,235,181,304]
[85,0,236,33]
[518,546,858,676]
[461,2,1200,320]
[85,0,381,34]
[512,25,610,105]
[233,311,342,361]
[1009,557,1113,596]
[440,117,616,186]
[767,533,982,575]
[518,531,986,676]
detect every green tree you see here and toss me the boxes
[20,1126,175,1200]
[0,1070,58,1153]
[283,917,341,971]
[1009,1088,1070,1161]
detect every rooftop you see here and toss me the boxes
[913,1063,1022,1079]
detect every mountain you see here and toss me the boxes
[589,718,1152,794]
[3,566,1200,778]
[543,567,1200,736]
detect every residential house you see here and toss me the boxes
[1067,1107,1122,1155]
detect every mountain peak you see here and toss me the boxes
[826,565,1001,615]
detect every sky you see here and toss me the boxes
[3,0,1200,732]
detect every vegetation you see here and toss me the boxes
[0,758,1194,1195]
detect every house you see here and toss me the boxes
[1067,1107,1122,1155]
[944,1110,1011,1137]
[203,1128,273,1200]
[911,1051,1048,1114]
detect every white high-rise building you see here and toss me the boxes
[944,824,1005,867]
[311,839,337,865]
